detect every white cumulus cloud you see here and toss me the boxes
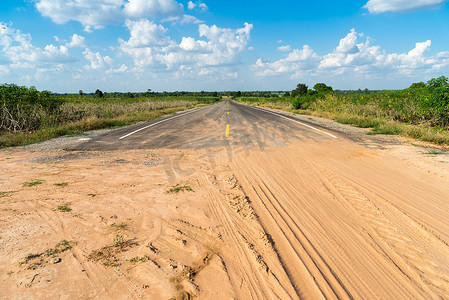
[119,19,172,48]
[254,45,320,77]
[364,0,448,13]
[164,14,204,25]
[35,0,185,31]
[119,21,253,74]
[0,23,74,69]
[188,1,196,10]
[187,1,208,11]
[124,0,183,18]
[83,48,113,70]
[67,34,88,48]
[278,45,292,52]
[253,28,449,79]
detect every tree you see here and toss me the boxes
[284,91,290,97]
[307,89,317,96]
[292,83,308,97]
[79,90,83,96]
[422,76,449,125]
[426,76,448,89]
[313,83,333,93]
[95,89,103,98]
[409,82,426,89]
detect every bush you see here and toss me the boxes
[421,76,449,125]
[291,95,316,109]
[0,84,62,132]
[409,82,426,89]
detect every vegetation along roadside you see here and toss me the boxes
[236,76,449,148]
[0,85,219,148]
[2,77,449,148]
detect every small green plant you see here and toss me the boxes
[113,234,125,248]
[370,124,402,135]
[88,235,137,267]
[130,256,148,264]
[54,182,68,187]
[19,253,42,265]
[335,116,381,128]
[111,223,128,231]
[54,202,72,212]
[0,191,17,198]
[167,184,194,194]
[102,257,120,267]
[45,240,74,257]
[19,240,74,269]
[421,150,443,156]
[22,180,44,187]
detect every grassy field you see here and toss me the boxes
[236,80,449,147]
[0,84,218,148]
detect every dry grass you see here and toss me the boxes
[235,96,449,148]
[88,234,138,267]
[0,105,206,148]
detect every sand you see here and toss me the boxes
[1,114,449,299]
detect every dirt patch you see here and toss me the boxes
[1,112,449,298]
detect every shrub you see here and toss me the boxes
[421,76,449,125]
[291,95,316,109]
[1,84,62,132]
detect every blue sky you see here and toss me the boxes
[1,0,449,92]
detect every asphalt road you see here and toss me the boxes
[71,101,338,151]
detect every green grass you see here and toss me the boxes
[44,240,74,256]
[54,182,68,187]
[19,240,74,267]
[111,223,128,231]
[421,150,444,156]
[167,184,194,194]
[130,256,148,264]
[54,202,72,212]
[88,234,137,267]
[22,180,45,187]
[335,116,382,128]
[113,234,126,248]
[235,92,449,147]
[1,88,217,149]
[19,253,42,265]
[0,191,17,198]
[1,106,201,148]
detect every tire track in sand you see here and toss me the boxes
[199,172,298,299]
[312,163,449,297]
[233,152,440,299]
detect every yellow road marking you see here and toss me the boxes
[225,124,230,137]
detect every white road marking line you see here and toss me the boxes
[251,106,338,139]
[118,108,205,140]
